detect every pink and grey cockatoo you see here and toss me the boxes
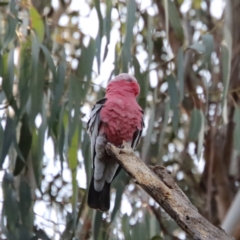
[87,73,144,211]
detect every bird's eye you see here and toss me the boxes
[127,78,133,82]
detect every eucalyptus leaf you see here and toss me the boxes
[94,211,103,240]
[29,59,44,128]
[111,170,129,222]
[14,113,32,176]
[122,214,131,239]
[197,110,205,159]
[188,108,202,142]
[103,0,112,60]
[19,39,32,116]
[2,172,19,236]
[30,6,45,42]
[168,0,184,41]
[167,74,179,135]
[19,179,32,227]
[2,48,15,109]
[31,97,47,190]
[122,0,136,72]
[48,61,66,129]
[234,106,240,151]
[3,13,17,48]
[133,57,148,109]
[0,117,15,168]
[158,98,170,159]
[147,15,154,68]
[40,44,56,78]
[221,43,231,124]
[177,47,184,101]
[188,42,206,53]
[202,34,214,65]
[83,130,91,188]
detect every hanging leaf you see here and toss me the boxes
[122,0,136,72]
[18,225,31,240]
[57,104,66,168]
[221,43,231,124]
[94,211,103,240]
[103,0,112,60]
[2,172,19,236]
[133,57,148,109]
[149,213,161,239]
[163,0,169,43]
[158,98,170,158]
[122,214,131,239]
[234,106,240,152]
[188,42,206,53]
[19,179,32,227]
[48,61,66,129]
[0,117,15,168]
[177,47,184,101]
[33,229,51,240]
[0,120,3,162]
[188,108,202,142]
[18,39,32,116]
[114,43,120,76]
[202,34,214,65]
[68,75,81,145]
[111,170,129,222]
[29,58,44,128]
[40,44,56,78]
[31,129,40,188]
[68,121,79,192]
[3,10,17,48]
[167,74,179,135]
[197,110,205,159]
[77,38,95,87]
[141,108,155,162]
[151,236,163,240]
[94,0,103,71]
[83,130,91,188]
[14,113,32,176]
[31,97,47,190]
[94,0,103,37]
[147,15,154,68]
[168,0,184,41]
[2,48,17,111]
[30,6,45,43]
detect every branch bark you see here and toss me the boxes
[105,142,234,240]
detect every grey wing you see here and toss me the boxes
[87,98,107,167]
[131,110,145,150]
[87,98,119,191]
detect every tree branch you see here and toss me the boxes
[105,142,234,240]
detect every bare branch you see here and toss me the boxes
[106,142,234,240]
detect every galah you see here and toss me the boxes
[87,73,144,211]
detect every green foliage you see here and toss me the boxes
[0,0,238,239]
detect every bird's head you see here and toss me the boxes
[106,73,140,97]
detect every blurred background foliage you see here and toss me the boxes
[0,0,240,239]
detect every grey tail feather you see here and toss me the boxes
[88,176,111,212]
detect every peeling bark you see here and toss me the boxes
[106,142,234,240]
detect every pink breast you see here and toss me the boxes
[100,97,142,146]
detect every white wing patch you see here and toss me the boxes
[94,162,119,191]
[105,162,119,183]
[94,135,107,180]
[93,135,119,191]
